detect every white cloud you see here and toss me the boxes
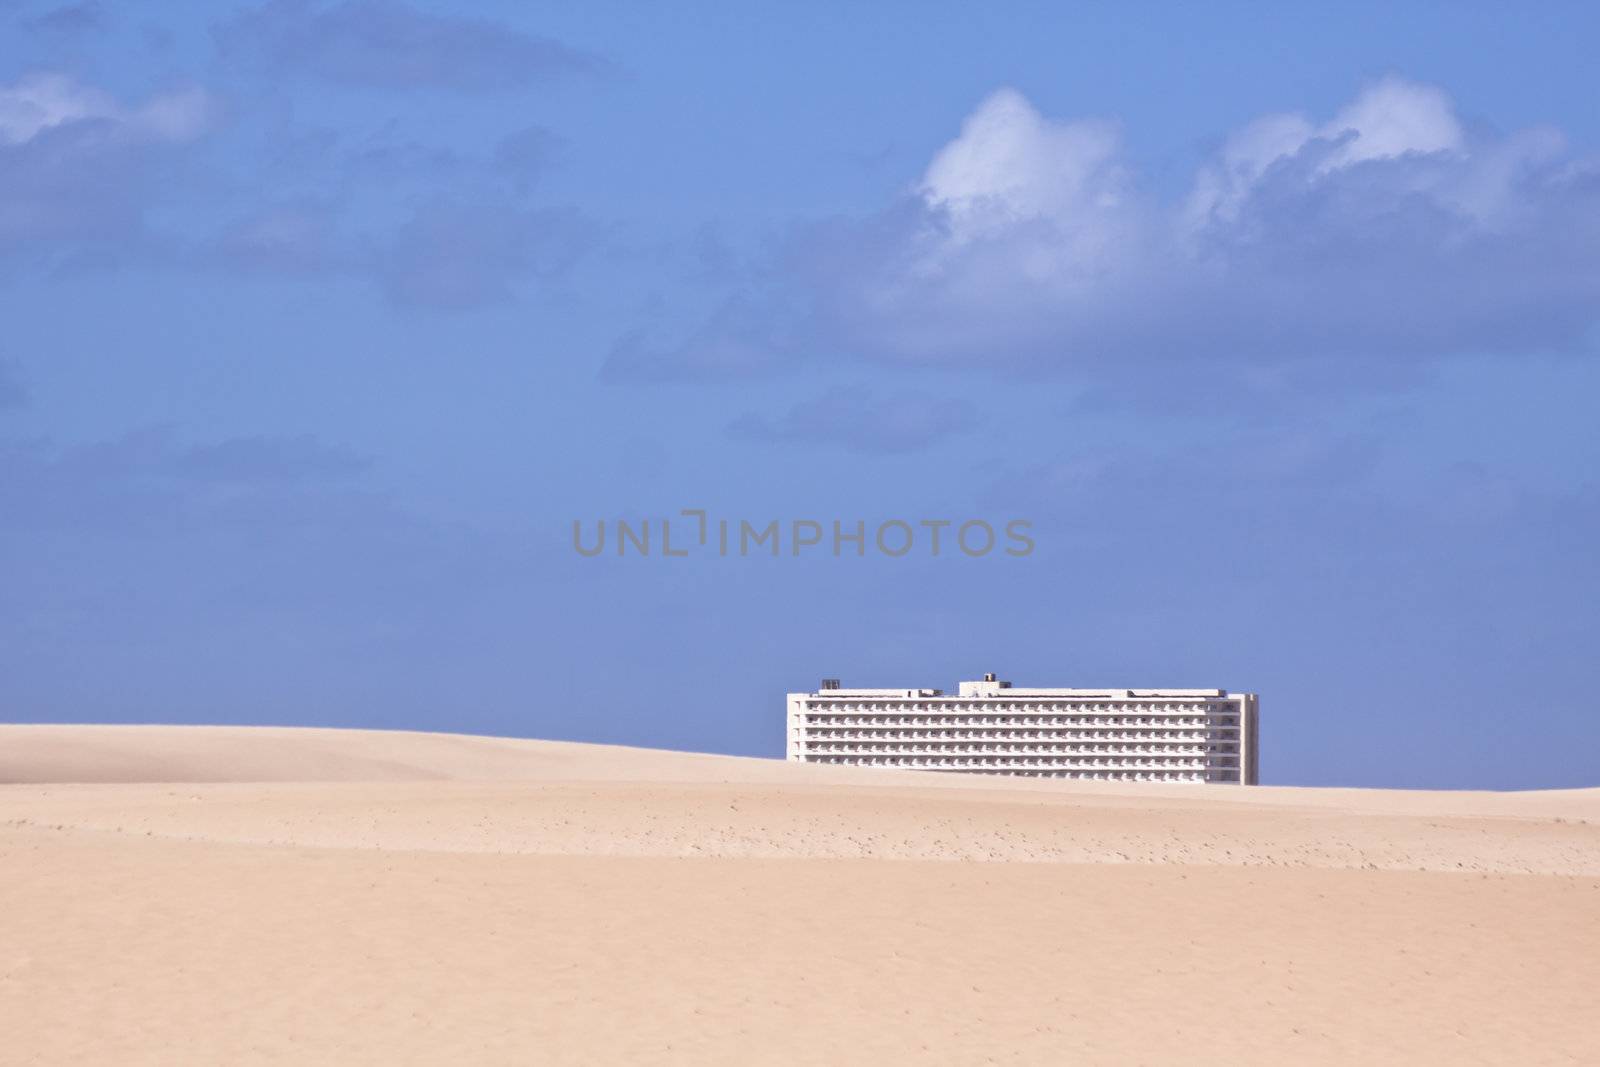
[912,89,1137,290]
[615,77,1600,388]
[0,74,116,144]
[920,88,1127,234]
[1321,77,1463,167]
[0,73,216,147]
[1186,77,1467,231]
[881,78,1600,370]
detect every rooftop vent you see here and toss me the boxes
[820,678,841,690]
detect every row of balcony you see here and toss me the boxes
[802,743,1239,761]
[800,729,1237,744]
[803,755,1216,770]
[802,715,1237,729]
[806,757,1229,781]
[805,702,1235,716]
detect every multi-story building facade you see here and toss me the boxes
[786,674,1258,784]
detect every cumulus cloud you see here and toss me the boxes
[918,88,1135,280]
[216,1,599,91]
[1184,78,1501,232]
[613,78,1600,393]
[727,386,976,454]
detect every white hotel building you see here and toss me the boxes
[787,674,1259,784]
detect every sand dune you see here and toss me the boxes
[3,725,1597,1064]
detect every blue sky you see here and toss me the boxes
[2,1,1597,788]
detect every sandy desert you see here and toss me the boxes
[2,724,1597,1065]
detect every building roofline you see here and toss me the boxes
[791,682,1245,700]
